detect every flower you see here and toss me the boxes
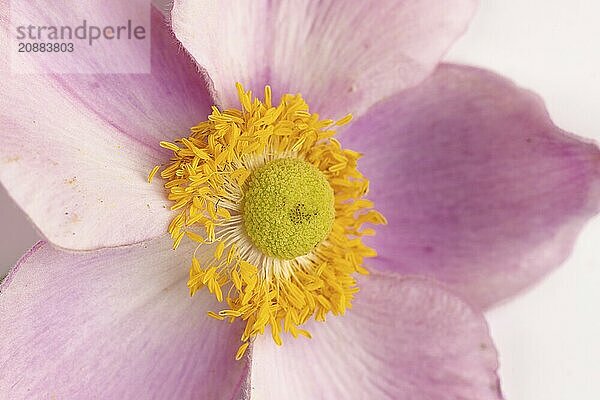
[1,1,599,399]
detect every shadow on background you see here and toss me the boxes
[0,185,40,277]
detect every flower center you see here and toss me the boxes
[149,83,386,360]
[243,158,334,259]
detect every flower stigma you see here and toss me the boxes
[243,157,335,260]
[150,84,386,360]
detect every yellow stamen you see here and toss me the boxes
[152,84,385,359]
[147,165,160,183]
[235,342,250,360]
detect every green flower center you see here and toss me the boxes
[242,157,335,260]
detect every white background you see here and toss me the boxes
[1,1,599,398]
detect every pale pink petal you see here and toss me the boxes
[171,0,477,119]
[0,237,249,399]
[342,64,600,308]
[0,8,212,250]
[250,272,502,399]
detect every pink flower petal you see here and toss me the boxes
[342,64,600,308]
[0,238,249,399]
[171,0,477,119]
[249,272,502,399]
[0,8,212,250]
